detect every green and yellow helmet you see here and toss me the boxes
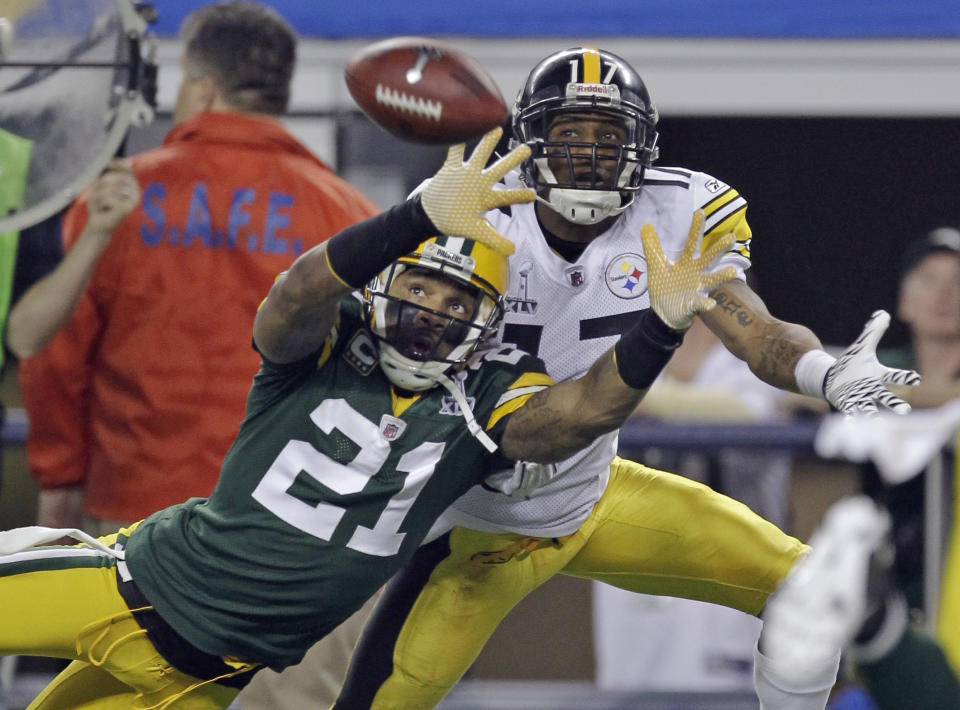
[365,235,508,391]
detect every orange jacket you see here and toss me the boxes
[19,111,379,521]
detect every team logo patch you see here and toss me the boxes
[379,415,407,441]
[604,253,647,299]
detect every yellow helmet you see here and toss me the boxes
[365,236,508,391]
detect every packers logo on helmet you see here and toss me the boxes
[511,46,660,225]
[365,235,507,392]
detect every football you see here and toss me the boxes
[344,37,508,145]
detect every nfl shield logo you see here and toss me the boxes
[379,415,406,441]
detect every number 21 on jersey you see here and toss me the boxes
[252,398,443,557]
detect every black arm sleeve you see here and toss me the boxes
[325,195,438,288]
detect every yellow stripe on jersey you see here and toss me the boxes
[582,47,601,83]
[256,271,288,312]
[486,372,554,431]
[701,188,752,259]
[315,333,335,370]
[391,388,421,417]
[313,310,343,370]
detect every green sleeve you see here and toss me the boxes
[858,625,960,710]
[0,128,33,369]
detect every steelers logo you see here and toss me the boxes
[605,253,647,299]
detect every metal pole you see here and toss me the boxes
[924,454,946,631]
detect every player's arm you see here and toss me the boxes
[699,278,821,391]
[255,127,534,363]
[701,276,920,415]
[5,160,138,359]
[502,211,735,463]
[254,197,447,363]
[500,313,671,462]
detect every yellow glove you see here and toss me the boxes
[420,127,535,256]
[640,209,737,331]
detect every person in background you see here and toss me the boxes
[863,226,960,669]
[763,227,960,710]
[764,406,960,710]
[9,2,379,707]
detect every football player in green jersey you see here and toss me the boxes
[0,127,734,710]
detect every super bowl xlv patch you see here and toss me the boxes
[505,261,538,315]
[605,252,647,299]
[440,394,476,417]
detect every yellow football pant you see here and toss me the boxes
[0,528,240,710]
[366,457,807,709]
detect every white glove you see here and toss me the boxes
[815,397,960,484]
[640,209,736,331]
[483,460,558,498]
[420,127,535,256]
[822,311,921,415]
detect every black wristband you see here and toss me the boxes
[613,308,686,390]
[326,195,439,288]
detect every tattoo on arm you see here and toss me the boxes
[757,322,808,378]
[709,285,820,389]
[712,291,754,328]
[504,390,568,461]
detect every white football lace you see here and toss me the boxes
[375,84,442,121]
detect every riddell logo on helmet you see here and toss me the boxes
[568,83,621,100]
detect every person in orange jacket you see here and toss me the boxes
[14,1,378,531]
[9,5,379,705]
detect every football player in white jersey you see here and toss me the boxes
[331,47,920,710]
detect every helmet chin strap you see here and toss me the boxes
[379,345,498,453]
[542,188,628,226]
[534,159,635,226]
[434,373,498,453]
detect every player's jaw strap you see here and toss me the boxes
[434,373,498,453]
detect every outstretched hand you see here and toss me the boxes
[420,127,535,255]
[640,209,737,331]
[823,310,921,415]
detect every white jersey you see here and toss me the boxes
[442,167,753,537]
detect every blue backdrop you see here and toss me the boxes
[148,0,960,39]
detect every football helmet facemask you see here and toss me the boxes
[512,46,659,225]
[365,235,507,392]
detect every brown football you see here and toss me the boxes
[344,37,509,145]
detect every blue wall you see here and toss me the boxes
[149,0,960,39]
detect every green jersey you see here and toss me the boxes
[126,297,551,669]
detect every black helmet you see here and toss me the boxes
[512,47,659,224]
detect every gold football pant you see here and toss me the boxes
[334,456,807,710]
[0,527,241,710]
